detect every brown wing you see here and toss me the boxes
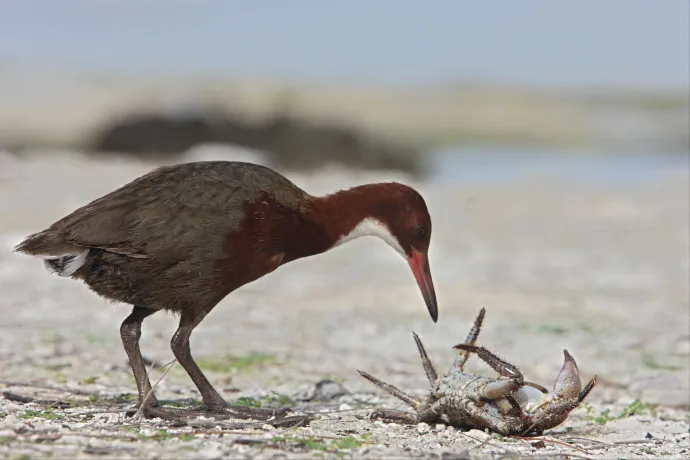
[50,162,298,261]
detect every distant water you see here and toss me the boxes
[432,148,690,184]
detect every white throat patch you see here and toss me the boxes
[333,217,406,257]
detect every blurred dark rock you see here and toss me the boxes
[89,109,425,176]
[294,379,350,402]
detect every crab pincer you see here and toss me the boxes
[515,350,597,435]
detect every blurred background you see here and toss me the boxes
[0,2,689,451]
[0,0,688,176]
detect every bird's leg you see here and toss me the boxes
[170,310,291,421]
[120,306,164,417]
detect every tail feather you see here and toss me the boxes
[15,230,89,277]
[14,230,75,257]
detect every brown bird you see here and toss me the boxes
[15,161,438,422]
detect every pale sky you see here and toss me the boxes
[1,0,688,87]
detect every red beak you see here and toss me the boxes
[407,249,438,323]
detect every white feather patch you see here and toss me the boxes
[61,250,89,277]
[35,252,77,260]
[333,217,405,257]
[42,250,90,277]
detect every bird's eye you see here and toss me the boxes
[414,225,426,239]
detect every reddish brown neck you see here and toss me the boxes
[308,183,386,250]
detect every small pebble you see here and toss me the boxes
[0,429,17,441]
[339,403,352,411]
[1,414,22,430]
[466,429,491,440]
[417,422,431,434]
[641,388,690,409]
[311,379,349,401]
[435,424,446,431]
[198,442,224,460]
[673,339,690,356]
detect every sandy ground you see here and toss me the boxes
[1,151,688,459]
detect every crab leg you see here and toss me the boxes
[453,343,525,400]
[577,375,597,403]
[412,332,439,385]
[453,308,486,371]
[524,381,549,393]
[453,344,522,380]
[357,370,421,409]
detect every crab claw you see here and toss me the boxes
[519,350,596,435]
[519,350,584,415]
[552,349,582,399]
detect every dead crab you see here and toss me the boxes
[358,308,597,436]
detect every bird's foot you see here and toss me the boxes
[188,403,292,420]
[186,402,312,427]
[124,403,189,421]
[124,401,311,428]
